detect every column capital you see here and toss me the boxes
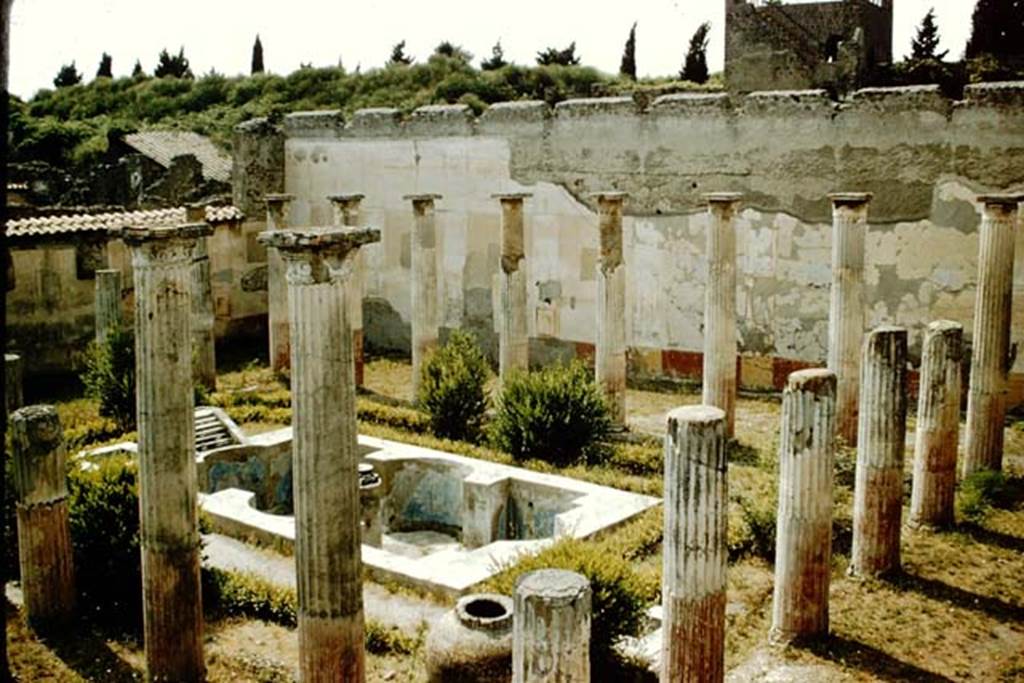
[977,192,1024,209]
[590,191,628,205]
[491,192,533,202]
[403,193,443,202]
[828,192,873,207]
[258,225,380,256]
[118,222,213,245]
[327,193,366,205]
[704,191,743,205]
[264,192,295,205]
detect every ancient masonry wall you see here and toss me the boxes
[240,83,1024,405]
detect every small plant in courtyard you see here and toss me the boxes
[957,469,1009,523]
[418,330,489,441]
[81,325,137,432]
[490,361,611,466]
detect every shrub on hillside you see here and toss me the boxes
[490,361,610,466]
[80,325,136,432]
[418,330,489,441]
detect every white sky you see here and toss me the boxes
[9,0,974,100]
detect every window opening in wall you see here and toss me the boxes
[825,34,841,63]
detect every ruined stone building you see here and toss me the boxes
[725,0,893,93]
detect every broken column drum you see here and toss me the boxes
[910,321,963,528]
[770,370,836,644]
[593,192,628,428]
[404,194,442,402]
[964,194,1022,476]
[513,569,591,683]
[328,193,368,387]
[95,268,122,345]
[258,225,381,682]
[494,193,532,381]
[426,593,514,683]
[265,193,296,374]
[827,193,871,447]
[122,223,211,681]
[702,193,741,438]
[662,405,728,683]
[10,405,76,627]
[850,326,907,578]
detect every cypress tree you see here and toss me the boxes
[96,52,113,78]
[681,22,710,84]
[620,22,637,80]
[251,34,264,74]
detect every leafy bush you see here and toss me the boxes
[957,469,1009,523]
[80,325,136,432]
[418,330,489,441]
[490,361,610,466]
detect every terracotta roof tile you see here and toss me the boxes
[4,205,245,239]
[123,131,232,183]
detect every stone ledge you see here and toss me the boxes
[963,80,1024,107]
[554,96,637,118]
[406,103,475,136]
[848,84,950,115]
[741,89,835,116]
[347,108,403,136]
[651,92,732,115]
[283,110,345,138]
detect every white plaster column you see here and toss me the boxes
[10,405,76,627]
[94,268,122,345]
[662,405,728,683]
[121,223,211,681]
[850,326,907,578]
[190,237,217,392]
[258,226,381,682]
[493,193,532,380]
[702,193,741,438]
[910,320,963,528]
[404,194,442,402]
[513,569,591,683]
[770,369,836,644]
[964,194,1022,476]
[827,192,871,447]
[593,192,628,428]
[265,193,295,374]
[328,193,368,387]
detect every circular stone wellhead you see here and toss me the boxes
[358,462,381,489]
[455,594,514,631]
[425,593,514,683]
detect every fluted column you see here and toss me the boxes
[770,369,836,644]
[95,269,123,345]
[964,194,1022,475]
[10,405,75,627]
[702,193,741,438]
[328,193,368,387]
[6,353,23,416]
[850,326,907,578]
[662,405,728,683]
[265,193,296,374]
[827,193,871,446]
[593,192,628,428]
[404,194,442,402]
[258,226,381,682]
[494,193,532,380]
[191,237,217,392]
[121,223,211,681]
[513,569,591,683]
[910,321,963,528]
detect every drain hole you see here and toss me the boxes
[465,598,507,619]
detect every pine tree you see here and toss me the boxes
[388,40,414,66]
[620,22,637,80]
[132,59,145,78]
[96,52,113,78]
[536,42,580,66]
[481,41,508,70]
[910,8,948,61]
[154,47,193,79]
[433,41,472,63]
[251,34,264,74]
[53,61,82,87]
[965,0,1024,60]
[681,22,710,84]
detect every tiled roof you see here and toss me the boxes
[123,131,232,183]
[5,205,245,239]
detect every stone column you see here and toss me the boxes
[190,237,217,392]
[770,369,836,644]
[328,193,368,387]
[258,226,381,682]
[6,353,23,416]
[910,321,964,528]
[702,193,741,438]
[404,194,442,402]
[95,269,123,345]
[964,194,1022,476]
[512,569,591,683]
[850,326,907,578]
[493,193,532,380]
[827,193,871,447]
[662,405,728,683]
[10,405,75,627]
[593,192,628,428]
[265,193,296,374]
[121,223,211,682]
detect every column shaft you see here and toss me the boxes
[770,370,836,644]
[512,569,591,682]
[827,194,871,447]
[406,195,441,402]
[662,405,727,683]
[702,194,741,438]
[595,193,628,428]
[191,238,216,391]
[95,268,123,345]
[964,195,1021,475]
[6,353,23,416]
[266,194,295,374]
[495,194,531,380]
[851,326,907,578]
[329,194,367,387]
[910,321,963,528]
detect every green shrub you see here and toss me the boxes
[490,361,610,466]
[418,330,489,442]
[356,399,430,433]
[957,469,1009,523]
[80,326,136,432]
